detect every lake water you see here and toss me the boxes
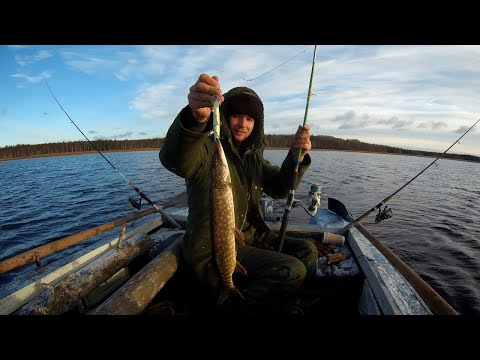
[1,150,479,315]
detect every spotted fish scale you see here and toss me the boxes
[209,137,246,304]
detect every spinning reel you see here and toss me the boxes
[297,183,322,217]
[129,196,142,210]
[375,205,393,223]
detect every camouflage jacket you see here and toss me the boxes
[159,88,311,284]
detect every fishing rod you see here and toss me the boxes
[277,45,318,253]
[338,118,480,235]
[294,45,317,173]
[46,82,182,229]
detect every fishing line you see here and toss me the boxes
[338,118,480,234]
[45,82,182,229]
[241,46,309,82]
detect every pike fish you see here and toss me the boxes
[209,136,247,305]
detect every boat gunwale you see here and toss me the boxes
[0,197,458,316]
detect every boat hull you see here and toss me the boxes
[0,198,455,315]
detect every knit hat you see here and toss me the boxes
[220,86,264,150]
[223,92,263,123]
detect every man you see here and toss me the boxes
[160,73,317,314]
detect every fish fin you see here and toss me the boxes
[233,288,245,301]
[217,287,245,305]
[217,289,230,305]
[234,227,245,246]
[234,260,248,276]
[207,261,220,288]
[229,182,245,191]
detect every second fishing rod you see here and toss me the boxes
[338,117,480,235]
[46,82,182,229]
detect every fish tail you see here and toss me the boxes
[217,287,245,305]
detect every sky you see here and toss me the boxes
[1,45,479,156]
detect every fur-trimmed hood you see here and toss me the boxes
[219,86,265,151]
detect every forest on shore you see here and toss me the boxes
[1,134,479,163]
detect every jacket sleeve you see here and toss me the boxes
[159,105,213,179]
[262,151,311,199]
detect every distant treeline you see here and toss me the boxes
[1,135,479,163]
[0,139,164,160]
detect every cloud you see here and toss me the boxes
[377,116,414,129]
[130,82,184,120]
[11,71,52,84]
[432,121,448,130]
[113,131,133,139]
[3,45,480,156]
[90,131,135,140]
[65,55,116,75]
[455,125,477,134]
[14,49,53,67]
[62,47,146,80]
[332,110,372,129]
[417,121,447,130]
[112,54,140,81]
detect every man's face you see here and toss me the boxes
[229,114,255,145]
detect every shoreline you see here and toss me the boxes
[0,148,160,162]
[0,147,478,164]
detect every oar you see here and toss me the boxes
[0,191,188,274]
